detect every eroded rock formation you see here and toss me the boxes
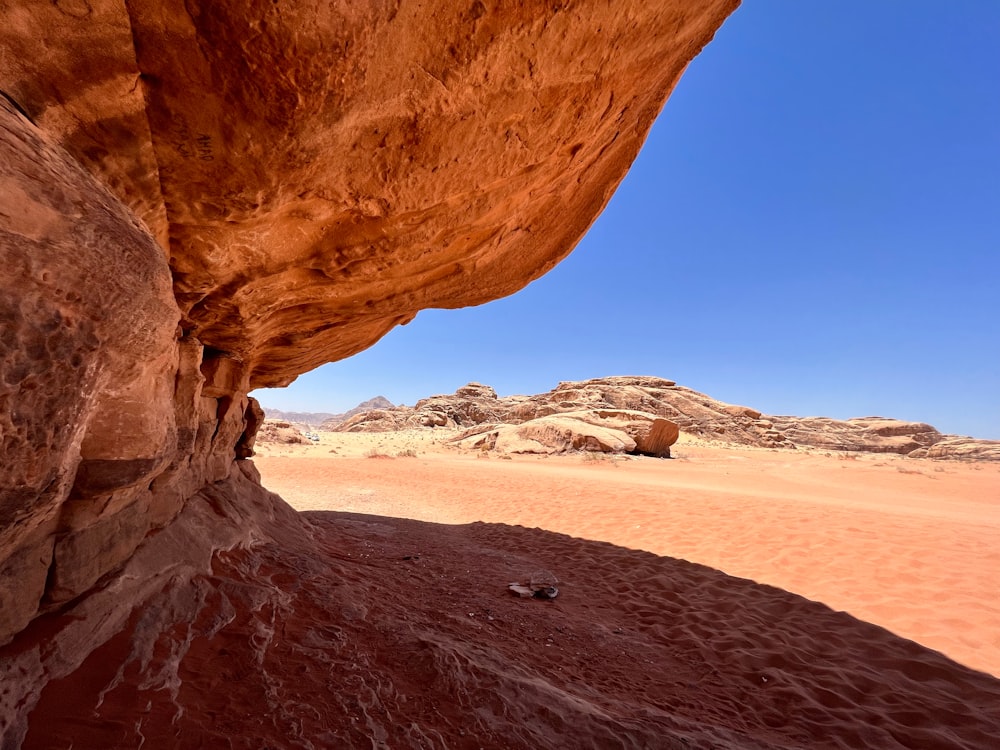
[330,376,998,459]
[454,409,679,456]
[1,1,740,743]
[257,419,310,446]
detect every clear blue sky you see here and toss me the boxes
[255,2,1000,439]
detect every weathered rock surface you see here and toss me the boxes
[1,0,740,387]
[456,414,635,455]
[0,104,261,637]
[262,396,396,427]
[315,396,396,429]
[908,437,1000,462]
[454,409,678,457]
[1,0,741,736]
[0,462,304,747]
[256,419,309,445]
[333,376,999,461]
[767,416,943,455]
[332,376,784,447]
[0,97,181,638]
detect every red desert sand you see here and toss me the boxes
[27,431,1000,749]
[206,431,994,747]
[255,431,1000,680]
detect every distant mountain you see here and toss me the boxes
[261,396,395,428]
[319,396,395,430]
[261,409,337,426]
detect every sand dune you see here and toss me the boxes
[26,505,1000,749]
[255,430,1000,679]
[24,433,1000,748]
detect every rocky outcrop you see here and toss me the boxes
[767,416,943,455]
[331,381,505,431]
[315,396,396,430]
[909,437,1000,462]
[262,397,396,428]
[0,0,741,732]
[332,377,788,448]
[0,99,257,643]
[454,409,679,456]
[256,419,309,445]
[0,462,304,747]
[334,376,999,460]
[262,408,338,426]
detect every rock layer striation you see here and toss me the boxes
[330,376,997,459]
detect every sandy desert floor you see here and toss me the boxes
[255,430,1000,679]
[24,432,1000,749]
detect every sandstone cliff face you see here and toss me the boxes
[0,0,740,738]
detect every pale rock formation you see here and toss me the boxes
[457,415,637,454]
[332,376,783,448]
[455,382,499,400]
[312,396,395,430]
[453,409,680,458]
[336,377,1000,461]
[453,409,680,456]
[331,386,509,431]
[630,413,682,457]
[256,419,309,445]
[263,408,338,426]
[768,416,942,455]
[909,437,1000,462]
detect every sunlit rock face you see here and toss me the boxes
[1,0,739,387]
[0,0,739,743]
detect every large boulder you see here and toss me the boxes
[255,419,309,446]
[554,409,679,457]
[454,415,636,455]
[452,409,679,457]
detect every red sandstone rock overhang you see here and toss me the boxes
[2,0,739,388]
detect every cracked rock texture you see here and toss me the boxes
[0,0,739,742]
